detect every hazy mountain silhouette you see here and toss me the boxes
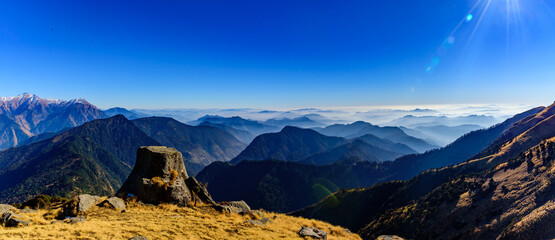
[230,126,347,164]
[316,121,439,153]
[104,107,149,120]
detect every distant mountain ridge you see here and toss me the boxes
[0,93,106,150]
[188,115,280,143]
[104,107,149,120]
[230,126,347,164]
[316,121,439,153]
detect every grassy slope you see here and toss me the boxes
[0,202,361,240]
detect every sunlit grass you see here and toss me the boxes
[0,201,361,240]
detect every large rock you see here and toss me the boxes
[298,226,327,240]
[77,194,100,212]
[101,197,126,211]
[63,194,101,217]
[0,204,15,214]
[1,212,31,227]
[217,201,251,214]
[116,146,192,205]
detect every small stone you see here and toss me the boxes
[243,217,273,226]
[67,215,86,224]
[298,226,327,240]
[376,235,405,240]
[129,236,150,240]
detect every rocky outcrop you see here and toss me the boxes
[117,146,218,207]
[298,226,327,239]
[117,146,192,205]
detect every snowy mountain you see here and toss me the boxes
[0,93,106,149]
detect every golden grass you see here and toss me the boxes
[0,202,361,240]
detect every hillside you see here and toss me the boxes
[0,93,106,150]
[0,201,360,240]
[230,126,347,164]
[360,137,555,239]
[132,117,246,174]
[354,134,417,155]
[0,115,159,203]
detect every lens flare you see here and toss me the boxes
[466,14,474,22]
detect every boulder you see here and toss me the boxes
[376,236,405,240]
[185,177,217,205]
[77,194,100,212]
[217,201,251,214]
[116,146,192,206]
[1,212,31,227]
[298,226,327,240]
[0,204,15,214]
[63,194,101,217]
[101,197,126,211]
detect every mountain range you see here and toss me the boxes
[0,93,106,150]
[293,103,555,239]
[315,121,439,152]
[0,113,249,203]
[188,115,280,144]
[0,115,158,203]
[197,106,545,214]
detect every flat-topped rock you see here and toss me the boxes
[116,146,192,205]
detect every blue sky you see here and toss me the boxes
[0,0,554,109]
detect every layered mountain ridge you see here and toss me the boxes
[293,102,555,240]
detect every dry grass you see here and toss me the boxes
[0,202,361,240]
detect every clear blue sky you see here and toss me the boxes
[1,0,554,109]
